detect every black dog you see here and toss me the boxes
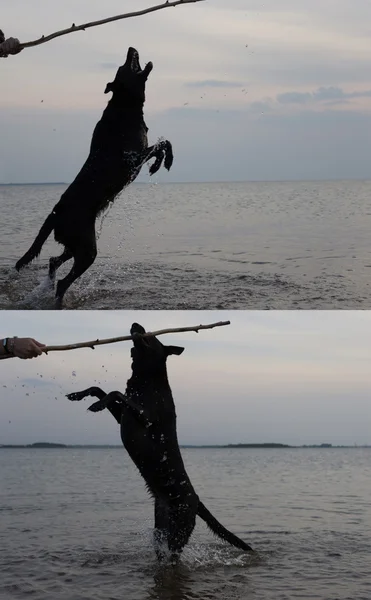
[16,48,173,307]
[67,323,255,562]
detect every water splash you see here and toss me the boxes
[16,272,56,309]
[180,542,254,569]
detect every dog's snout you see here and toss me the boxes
[131,323,146,336]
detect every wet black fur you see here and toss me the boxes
[67,323,255,562]
[15,48,173,308]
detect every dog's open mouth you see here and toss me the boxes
[127,47,141,73]
[125,47,153,78]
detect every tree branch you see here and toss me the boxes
[0,321,230,359]
[0,0,205,58]
[44,321,230,353]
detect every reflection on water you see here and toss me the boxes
[1,180,371,308]
[0,447,370,599]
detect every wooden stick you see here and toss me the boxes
[0,321,230,359]
[44,321,230,353]
[0,0,205,57]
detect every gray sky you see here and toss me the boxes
[1,0,370,183]
[1,310,370,446]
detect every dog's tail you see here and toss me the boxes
[197,500,255,553]
[15,212,56,271]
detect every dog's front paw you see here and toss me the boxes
[66,391,84,402]
[88,400,105,412]
[164,141,173,171]
[164,154,173,171]
[149,154,163,176]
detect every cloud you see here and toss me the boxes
[249,101,272,113]
[277,91,313,105]
[1,310,371,446]
[277,86,371,105]
[1,101,370,183]
[1,1,371,182]
[185,80,245,89]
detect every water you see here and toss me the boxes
[0,447,370,600]
[1,180,371,309]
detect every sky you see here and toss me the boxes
[0,0,370,183]
[1,310,370,446]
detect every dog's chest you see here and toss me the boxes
[117,120,148,153]
[120,149,143,169]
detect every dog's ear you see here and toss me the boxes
[104,81,114,94]
[165,345,185,356]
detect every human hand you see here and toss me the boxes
[11,337,46,359]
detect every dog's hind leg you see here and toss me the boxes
[55,238,97,308]
[154,497,170,561]
[49,248,73,280]
[167,503,197,563]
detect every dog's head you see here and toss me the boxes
[104,47,153,103]
[130,322,184,377]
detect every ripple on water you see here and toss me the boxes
[1,180,371,309]
[1,448,370,599]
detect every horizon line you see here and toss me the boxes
[1,177,371,186]
[1,443,370,449]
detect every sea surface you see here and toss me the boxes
[1,180,371,309]
[0,447,370,600]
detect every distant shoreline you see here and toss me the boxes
[1,178,371,187]
[0,182,67,186]
[0,442,369,449]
